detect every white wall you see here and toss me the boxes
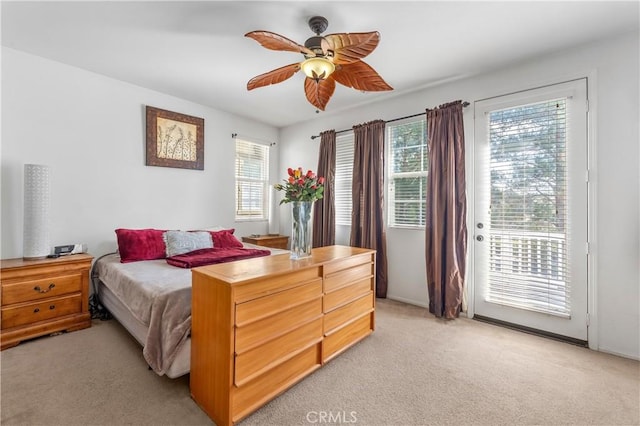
[1,47,279,259]
[279,31,639,359]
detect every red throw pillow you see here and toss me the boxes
[209,229,243,249]
[115,228,167,263]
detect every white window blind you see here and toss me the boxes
[387,119,428,227]
[335,133,354,226]
[235,138,269,220]
[486,98,571,317]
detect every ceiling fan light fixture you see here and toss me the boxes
[301,57,335,80]
[245,17,392,110]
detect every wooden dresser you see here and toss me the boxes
[1,253,93,350]
[241,234,289,249]
[191,245,375,426]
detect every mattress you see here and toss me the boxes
[94,242,288,378]
[99,281,191,378]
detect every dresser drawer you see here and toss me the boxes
[236,279,322,326]
[324,277,373,312]
[234,267,322,303]
[1,294,82,329]
[234,317,322,386]
[324,263,373,293]
[236,297,322,353]
[324,253,372,275]
[323,312,373,362]
[324,292,374,334]
[232,343,321,423]
[2,273,82,305]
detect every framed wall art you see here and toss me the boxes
[146,106,204,170]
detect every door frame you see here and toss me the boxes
[465,73,598,350]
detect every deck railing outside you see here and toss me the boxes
[487,230,570,316]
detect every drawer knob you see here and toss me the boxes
[49,305,55,310]
[33,308,40,313]
[33,283,55,293]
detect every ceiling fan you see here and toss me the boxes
[245,16,393,111]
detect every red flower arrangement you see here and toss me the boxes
[274,167,325,204]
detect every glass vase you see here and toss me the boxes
[290,200,313,260]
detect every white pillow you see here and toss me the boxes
[163,230,213,257]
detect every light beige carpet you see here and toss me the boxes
[1,299,638,425]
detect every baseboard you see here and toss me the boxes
[596,346,640,361]
[385,295,428,309]
[384,295,470,318]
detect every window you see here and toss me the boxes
[387,118,428,227]
[235,138,269,220]
[486,98,572,315]
[334,133,354,226]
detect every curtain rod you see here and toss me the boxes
[310,101,470,140]
[232,132,276,146]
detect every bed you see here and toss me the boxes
[92,228,288,378]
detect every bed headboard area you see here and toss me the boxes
[113,227,262,266]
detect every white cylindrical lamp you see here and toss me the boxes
[23,164,51,259]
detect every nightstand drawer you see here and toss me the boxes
[1,294,82,329]
[1,254,93,350]
[2,273,82,305]
[242,235,289,249]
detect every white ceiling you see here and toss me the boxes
[2,1,638,128]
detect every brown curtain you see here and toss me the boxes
[313,130,336,247]
[351,120,388,298]
[425,100,468,319]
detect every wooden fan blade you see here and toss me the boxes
[320,37,332,56]
[332,61,393,92]
[247,63,301,91]
[245,31,314,56]
[304,77,336,111]
[324,32,380,64]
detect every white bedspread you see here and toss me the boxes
[94,254,192,375]
[94,244,289,376]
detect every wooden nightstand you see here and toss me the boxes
[242,234,289,249]
[1,253,93,350]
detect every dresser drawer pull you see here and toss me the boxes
[49,305,56,310]
[33,283,55,293]
[34,308,40,313]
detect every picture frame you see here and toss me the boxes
[145,106,204,170]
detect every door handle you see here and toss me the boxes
[476,235,484,242]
